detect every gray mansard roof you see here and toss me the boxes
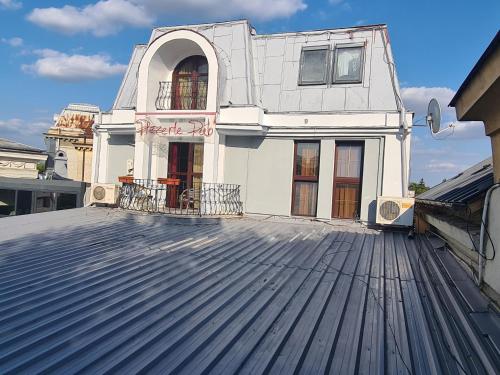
[113,20,402,113]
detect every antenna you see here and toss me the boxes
[427,98,441,134]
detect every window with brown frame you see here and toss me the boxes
[171,55,208,110]
[291,141,320,216]
[332,142,364,219]
[166,142,204,208]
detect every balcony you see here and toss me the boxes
[155,79,208,111]
[118,179,243,216]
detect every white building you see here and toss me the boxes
[0,138,47,179]
[92,20,412,223]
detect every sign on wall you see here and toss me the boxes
[135,117,214,138]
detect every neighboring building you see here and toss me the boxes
[426,31,500,304]
[415,157,493,278]
[449,31,499,183]
[92,20,412,223]
[0,138,47,179]
[0,176,87,217]
[45,103,100,182]
[0,136,88,218]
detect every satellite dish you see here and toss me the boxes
[427,98,441,134]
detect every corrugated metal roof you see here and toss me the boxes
[0,208,499,374]
[417,157,494,204]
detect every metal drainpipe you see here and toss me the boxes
[400,109,409,198]
[380,28,409,198]
[81,136,86,182]
[478,183,500,286]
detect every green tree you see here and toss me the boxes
[409,178,429,196]
[37,162,46,174]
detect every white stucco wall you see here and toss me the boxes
[106,135,135,184]
[382,132,406,197]
[224,137,294,216]
[224,135,386,223]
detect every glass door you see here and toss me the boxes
[332,142,364,219]
[167,142,204,208]
[291,141,320,216]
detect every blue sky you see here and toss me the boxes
[0,0,499,186]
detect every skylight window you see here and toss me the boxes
[333,46,364,84]
[298,46,329,85]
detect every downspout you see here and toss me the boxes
[92,123,100,183]
[400,109,409,198]
[380,28,409,197]
[478,183,500,286]
[81,136,86,182]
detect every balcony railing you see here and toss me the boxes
[156,79,208,110]
[118,179,243,216]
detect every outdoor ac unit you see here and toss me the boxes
[90,183,119,205]
[376,196,415,226]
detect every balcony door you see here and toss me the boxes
[332,142,364,219]
[167,142,204,208]
[167,142,204,188]
[291,141,320,216]
[172,55,208,110]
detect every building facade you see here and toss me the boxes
[92,20,412,223]
[0,138,86,217]
[0,138,47,179]
[449,31,500,303]
[45,103,99,183]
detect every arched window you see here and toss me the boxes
[171,55,208,110]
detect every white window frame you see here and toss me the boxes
[332,44,365,84]
[298,45,330,86]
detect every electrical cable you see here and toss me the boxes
[465,205,496,261]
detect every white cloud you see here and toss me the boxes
[0,0,21,10]
[0,118,51,136]
[27,0,153,37]
[441,120,485,139]
[401,86,456,119]
[136,0,307,21]
[21,49,127,81]
[27,0,307,36]
[328,0,351,11]
[402,86,485,139]
[425,160,465,173]
[1,36,23,47]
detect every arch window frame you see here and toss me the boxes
[171,55,208,110]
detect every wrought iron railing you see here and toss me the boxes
[118,179,243,216]
[156,79,208,110]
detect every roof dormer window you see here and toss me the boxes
[332,46,364,84]
[298,46,330,85]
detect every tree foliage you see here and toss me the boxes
[409,178,429,196]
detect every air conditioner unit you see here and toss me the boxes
[376,196,415,226]
[90,183,120,205]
